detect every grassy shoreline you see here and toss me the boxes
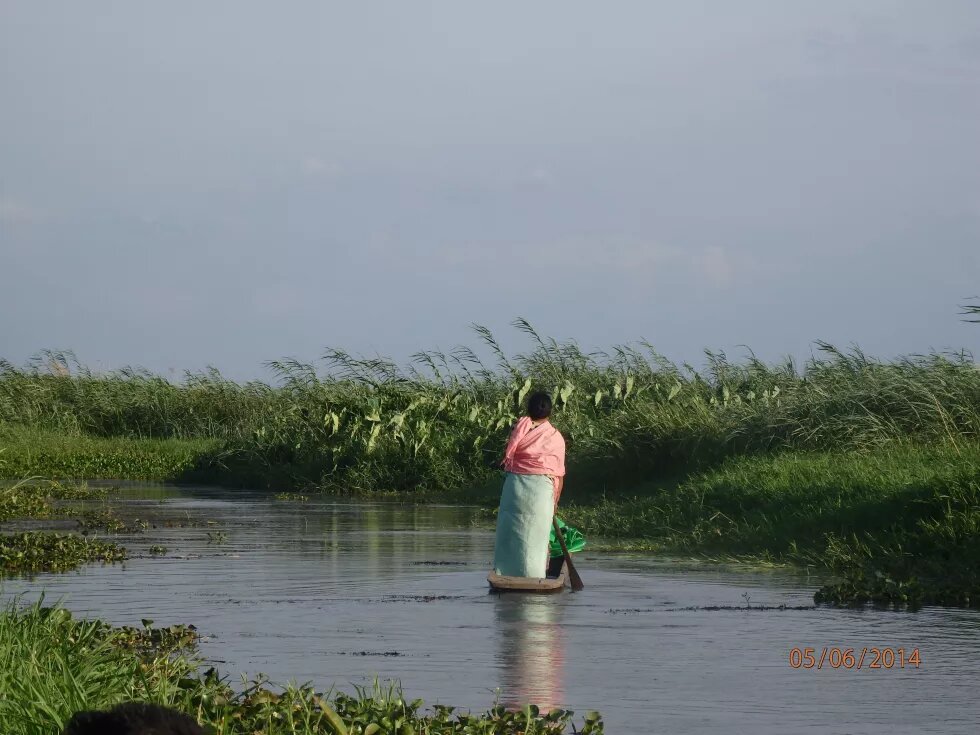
[0,427,219,482]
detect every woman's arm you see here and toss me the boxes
[551,475,564,513]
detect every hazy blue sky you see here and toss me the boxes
[2,1,979,380]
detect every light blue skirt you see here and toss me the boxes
[492,472,555,578]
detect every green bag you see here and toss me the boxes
[549,517,586,558]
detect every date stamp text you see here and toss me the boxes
[789,647,921,670]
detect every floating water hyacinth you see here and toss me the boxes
[0,600,606,734]
[0,532,127,574]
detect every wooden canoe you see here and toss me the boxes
[487,561,568,594]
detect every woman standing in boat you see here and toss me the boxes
[492,391,566,578]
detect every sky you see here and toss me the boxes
[2,1,979,381]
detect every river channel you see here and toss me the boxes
[2,483,978,733]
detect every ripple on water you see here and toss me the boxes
[2,484,979,734]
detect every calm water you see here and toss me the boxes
[2,484,978,734]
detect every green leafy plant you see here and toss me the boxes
[0,600,604,735]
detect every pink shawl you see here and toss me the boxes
[502,417,566,490]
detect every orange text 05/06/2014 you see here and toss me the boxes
[788,647,922,670]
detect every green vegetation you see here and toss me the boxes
[0,477,108,522]
[207,530,229,545]
[559,444,980,607]
[275,492,311,502]
[2,323,979,605]
[0,478,130,575]
[0,532,127,574]
[0,426,217,481]
[76,508,148,535]
[0,600,604,734]
[4,330,979,492]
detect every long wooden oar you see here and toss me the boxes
[553,517,584,591]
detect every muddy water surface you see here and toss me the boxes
[2,484,978,734]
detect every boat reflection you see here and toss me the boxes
[493,595,567,712]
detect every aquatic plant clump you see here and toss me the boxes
[0,484,49,522]
[0,532,127,574]
[275,492,311,502]
[0,478,108,522]
[0,480,139,575]
[76,509,148,534]
[0,600,604,735]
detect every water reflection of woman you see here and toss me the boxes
[494,596,566,712]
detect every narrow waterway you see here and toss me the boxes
[2,484,977,734]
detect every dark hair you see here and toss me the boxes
[63,703,208,735]
[527,391,553,420]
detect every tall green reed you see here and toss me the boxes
[2,322,978,492]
